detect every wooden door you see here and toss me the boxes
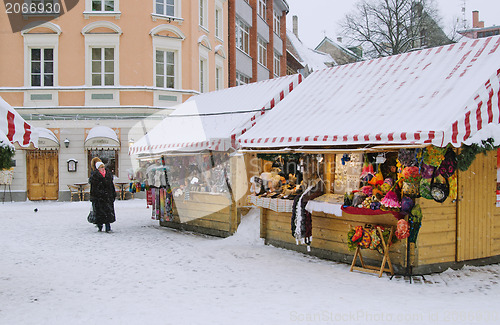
[26,150,59,200]
[457,150,496,261]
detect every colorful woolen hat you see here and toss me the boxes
[396,219,410,239]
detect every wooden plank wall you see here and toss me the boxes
[170,192,235,234]
[493,150,500,255]
[457,150,498,260]
[311,212,405,267]
[261,207,407,268]
[415,197,457,266]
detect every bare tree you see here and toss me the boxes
[340,0,450,59]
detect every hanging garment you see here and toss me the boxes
[291,182,324,247]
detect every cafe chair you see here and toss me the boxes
[82,184,91,201]
[67,185,80,202]
[114,183,124,200]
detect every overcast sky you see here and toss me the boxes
[286,0,500,49]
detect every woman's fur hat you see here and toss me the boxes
[90,157,102,171]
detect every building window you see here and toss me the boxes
[258,38,267,67]
[23,0,58,15]
[420,29,427,47]
[273,11,280,34]
[92,0,114,11]
[155,0,174,16]
[215,66,222,90]
[91,47,114,86]
[236,18,250,54]
[273,51,280,77]
[88,149,117,177]
[258,0,266,20]
[199,59,208,92]
[215,7,223,39]
[156,50,175,88]
[199,0,207,28]
[236,72,249,86]
[30,48,54,87]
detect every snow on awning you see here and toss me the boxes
[239,36,500,149]
[34,128,59,150]
[0,131,14,149]
[0,96,38,149]
[129,74,302,157]
[85,126,120,150]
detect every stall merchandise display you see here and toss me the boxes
[347,224,395,254]
[291,180,324,250]
[333,146,461,248]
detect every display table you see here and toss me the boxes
[305,193,344,217]
[247,195,294,213]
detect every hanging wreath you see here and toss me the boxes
[457,138,498,171]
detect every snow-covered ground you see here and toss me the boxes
[1,199,499,325]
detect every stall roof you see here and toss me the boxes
[130,74,302,156]
[0,96,38,149]
[239,36,500,149]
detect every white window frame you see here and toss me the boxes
[258,0,266,20]
[236,18,250,55]
[273,51,280,77]
[151,0,182,22]
[22,0,59,17]
[236,72,249,86]
[91,0,115,12]
[155,49,176,89]
[273,10,280,35]
[91,47,115,86]
[151,27,184,90]
[84,0,121,18]
[199,0,208,30]
[215,48,224,91]
[215,5,223,40]
[215,66,222,91]
[199,43,209,93]
[29,48,54,87]
[82,21,121,105]
[151,25,185,107]
[258,37,267,67]
[21,22,60,106]
[155,0,174,16]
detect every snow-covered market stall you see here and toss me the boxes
[1,96,38,198]
[129,74,302,237]
[239,35,500,276]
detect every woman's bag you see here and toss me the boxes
[87,203,97,223]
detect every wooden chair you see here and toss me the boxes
[82,184,91,200]
[114,183,124,200]
[67,185,80,201]
[114,183,134,200]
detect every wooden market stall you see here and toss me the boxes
[129,75,302,237]
[1,96,39,202]
[239,35,500,275]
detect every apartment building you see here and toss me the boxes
[0,0,228,201]
[228,0,288,87]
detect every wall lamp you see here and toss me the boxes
[64,138,70,148]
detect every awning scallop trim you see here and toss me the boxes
[85,126,120,150]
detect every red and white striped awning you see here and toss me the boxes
[129,74,302,156]
[0,96,38,149]
[239,36,500,149]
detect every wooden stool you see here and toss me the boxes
[350,226,394,278]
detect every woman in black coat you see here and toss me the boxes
[89,158,116,232]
